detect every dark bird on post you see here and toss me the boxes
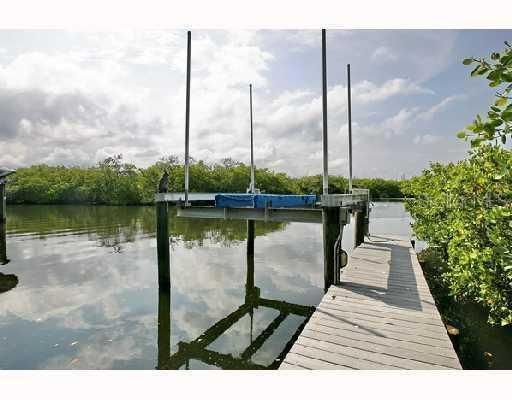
[158,171,169,193]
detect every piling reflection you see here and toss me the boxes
[1,204,330,369]
[0,222,18,294]
[156,218,315,370]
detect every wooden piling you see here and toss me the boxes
[354,208,368,247]
[0,183,5,222]
[156,202,170,292]
[363,207,370,237]
[246,220,257,303]
[247,220,255,256]
[323,207,340,291]
[0,221,7,265]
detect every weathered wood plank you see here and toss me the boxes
[300,328,460,368]
[290,343,401,370]
[279,237,461,370]
[308,315,454,349]
[305,321,457,357]
[296,336,450,370]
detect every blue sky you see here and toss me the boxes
[0,29,511,178]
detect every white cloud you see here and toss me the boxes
[0,30,474,178]
[371,46,397,62]
[413,134,442,145]
[354,79,433,103]
[417,94,465,121]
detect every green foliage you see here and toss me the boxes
[402,145,512,326]
[294,175,404,199]
[459,41,512,146]
[7,155,406,205]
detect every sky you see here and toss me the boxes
[0,29,511,178]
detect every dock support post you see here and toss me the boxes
[354,207,366,247]
[156,201,171,369]
[0,220,7,265]
[246,220,258,302]
[363,206,370,238]
[0,183,6,222]
[156,202,171,290]
[323,207,340,291]
[247,220,255,257]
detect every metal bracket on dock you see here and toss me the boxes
[320,193,368,209]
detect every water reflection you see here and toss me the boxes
[0,221,18,294]
[0,203,410,369]
[157,220,315,370]
[0,205,324,369]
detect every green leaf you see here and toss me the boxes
[495,97,508,107]
[471,65,481,77]
[471,138,484,148]
[463,58,474,65]
[457,131,467,139]
[502,110,512,121]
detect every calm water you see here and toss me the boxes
[0,202,410,369]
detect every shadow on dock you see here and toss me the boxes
[339,237,427,312]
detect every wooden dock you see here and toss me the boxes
[280,235,462,370]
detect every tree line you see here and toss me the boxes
[6,155,405,205]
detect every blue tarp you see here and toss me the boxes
[215,194,255,208]
[215,194,317,209]
[254,194,317,208]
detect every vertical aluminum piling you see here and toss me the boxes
[321,29,329,195]
[184,31,191,205]
[347,64,353,194]
[249,84,255,193]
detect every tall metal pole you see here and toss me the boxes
[184,30,191,205]
[249,84,255,193]
[321,29,329,195]
[347,64,353,193]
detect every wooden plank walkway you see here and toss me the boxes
[280,235,462,370]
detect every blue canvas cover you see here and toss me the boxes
[215,193,317,208]
[254,194,317,208]
[215,194,255,208]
